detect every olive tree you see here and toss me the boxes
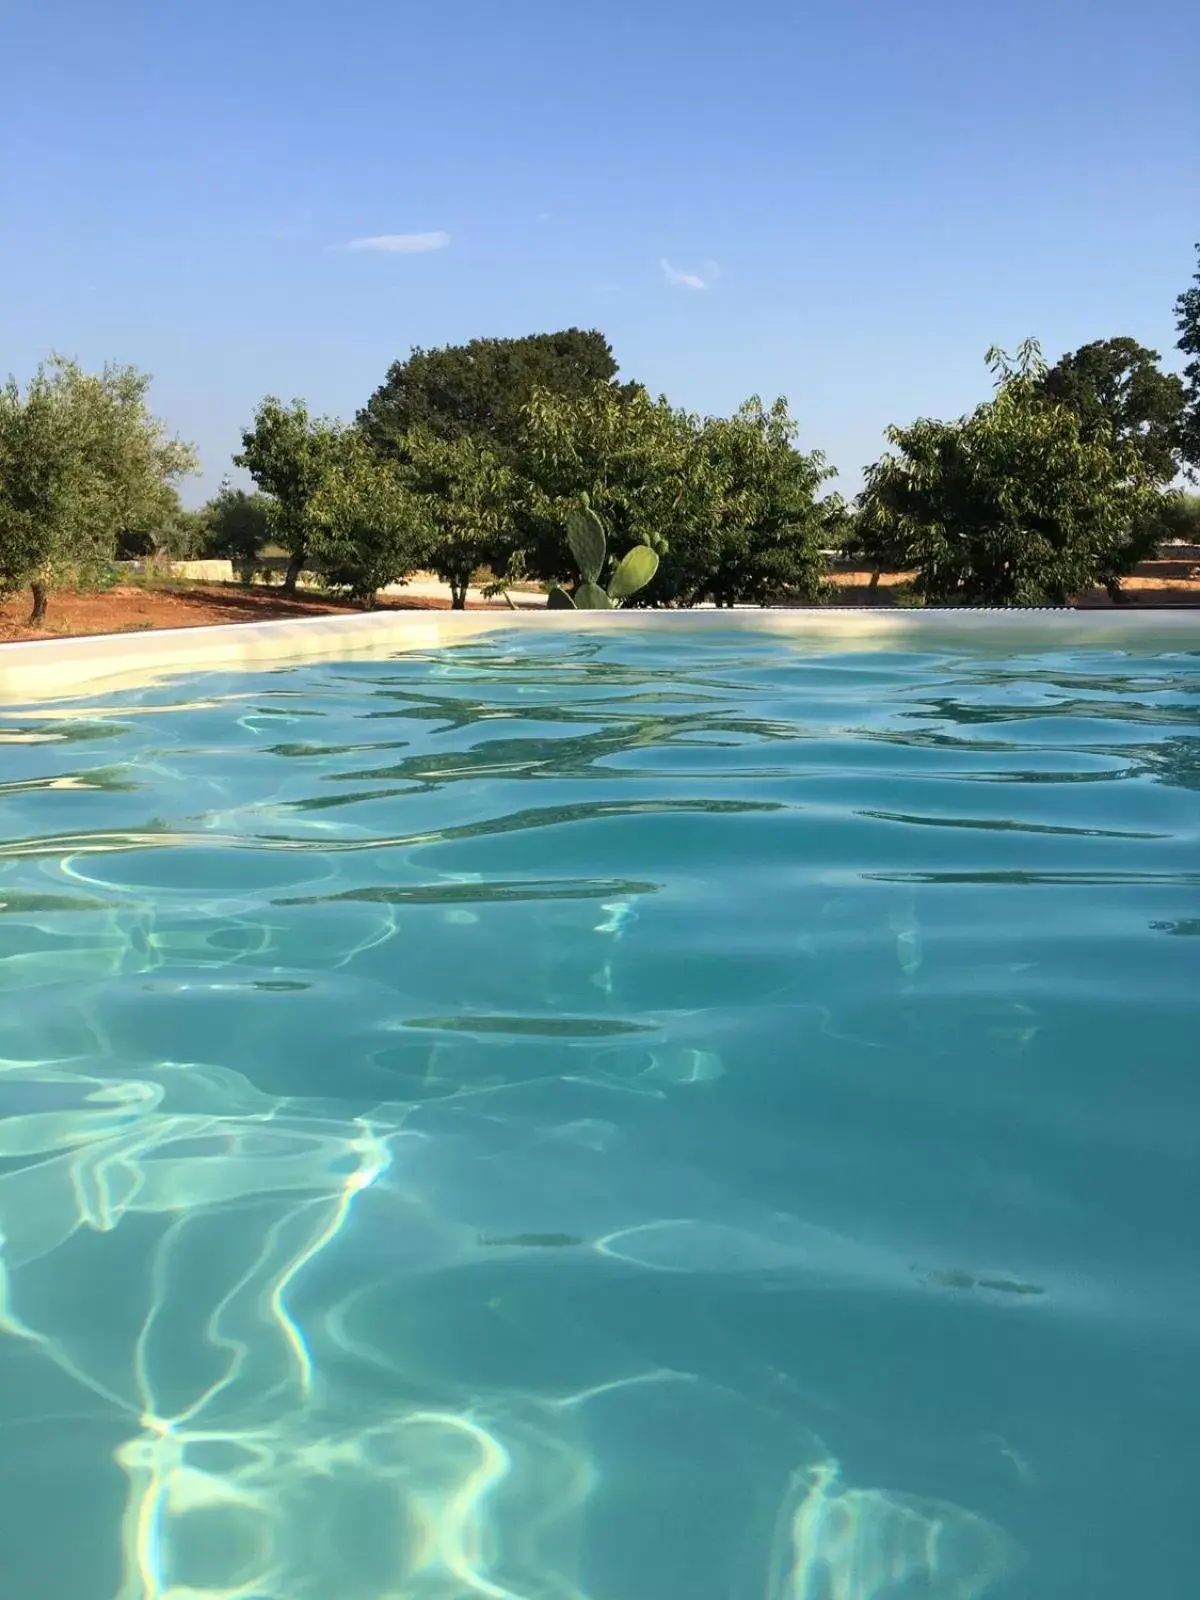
[0,356,196,622]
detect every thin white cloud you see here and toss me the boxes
[660,257,712,290]
[342,231,450,254]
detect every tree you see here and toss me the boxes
[359,329,633,457]
[200,485,273,579]
[113,480,273,568]
[838,501,905,595]
[116,488,208,560]
[513,385,836,606]
[666,398,837,607]
[63,360,197,553]
[514,382,704,590]
[235,399,342,592]
[1034,337,1184,483]
[0,356,196,622]
[306,433,429,606]
[0,371,87,622]
[858,341,1165,607]
[1154,490,1200,544]
[396,431,516,607]
[1176,243,1200,476]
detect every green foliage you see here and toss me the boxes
[150,502,207,560]
[61,359,197,547]
[0,373,85,609]
[23,303,1189,628]
[235,399,343,590]
[1034,337,1184,483]
[306,433,429,606]
[1152,490,1200,544]
[667,398,837,607]
[515,386,833,607]
[516,384,709,588]
[394,430,516,607]
[1176,243,1200,477]
[122,484,274,569]
[359,329,633,457]
[0,355,197,620]
[114,487,194,559]
[200,486,274,575]
[858,341,1166,606]
[360,331,639,607]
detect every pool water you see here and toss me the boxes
[1,627,1197,1599]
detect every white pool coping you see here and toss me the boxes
[2,607,1199,703]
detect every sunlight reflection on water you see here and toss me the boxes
[1,630,1198,1596]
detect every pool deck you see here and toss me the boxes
[2,607,1199,703]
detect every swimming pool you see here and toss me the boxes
[1,621,1197,1598]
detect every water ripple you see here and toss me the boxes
[0,630,1197,1598]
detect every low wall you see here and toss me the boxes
[117,558,333,585]
[118,558,238,582]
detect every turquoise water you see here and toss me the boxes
[1,626,1198,1599]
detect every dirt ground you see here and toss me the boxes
[826,555,1200,608]
[3,557,1199,644]
[0,581,497,644]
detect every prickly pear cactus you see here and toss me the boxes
[566,506,607,585]
[550,502,664,609]
[608,544,659,600]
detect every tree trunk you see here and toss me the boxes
[1105,577,1130,606]
[283,551,305,595]
[450,576,467,610]
[29,582,48,625]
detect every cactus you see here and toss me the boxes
[566,505,607,584]
[549,502,660,609]
[573,581,612,609]
[608,543,659,600]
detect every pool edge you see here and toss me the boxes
[0,609,512,701]
[2,607,1199,702]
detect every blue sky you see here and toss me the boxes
[1,0,1195,502]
